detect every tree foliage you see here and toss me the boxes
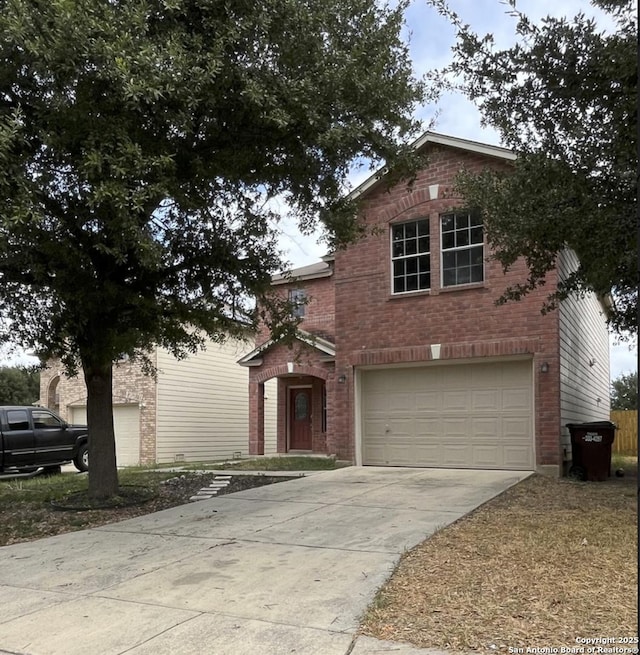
[429,0,637,333]
[610,371,638,410]
[0,366,40,405]
[0,0,424,497]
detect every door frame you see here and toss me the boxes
[287,385,313,451]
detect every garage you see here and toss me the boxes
[360,359,534,470]
[70,404,141,467]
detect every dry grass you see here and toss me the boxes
[361,473,637,652]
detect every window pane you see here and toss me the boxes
[406,275,418,291]
[443,251,456,269]
[295,393,308,420]
[471,264,484,282]
[470,213,483,227]
[405,239,417,256]
[441,214,454,232]
[457,267,471,284]
[393,277,405,293]
[7,410,28,430]
[393,260,405,277]
[418,236,429,253]
[406,258,417,275]
[419,272,430,289]
[405,222,416,239]
[457,249,470,267]
[392,240,404,257]
[443,269,456,287]
[471,226,483,244]
[33,411,61,428]
[417,219,429,236]
[442,232,455,250]
[392,225,404,241]
[471,246,484,265]
[418,255,430,273]
[456,229,469,247]
[455,213,469,229]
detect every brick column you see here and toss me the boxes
[249,381,265,455]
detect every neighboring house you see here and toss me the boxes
[40,336,277,466]
[239,132,610,476]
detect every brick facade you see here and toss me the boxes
[247,273,336,455]
[39,355,158,465]
[332,143,561,468]
[246,137,565,473]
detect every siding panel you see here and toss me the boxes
[156,338,253,463]
[558,250,611,459]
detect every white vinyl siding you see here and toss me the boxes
[155,337,252,463]
[71,405,140,467]
[361,360,534,470]
[557,250,610,453]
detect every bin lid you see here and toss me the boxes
[566,421,617,429]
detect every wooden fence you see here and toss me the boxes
[611,410,638,455]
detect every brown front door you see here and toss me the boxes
[289,388,312,450]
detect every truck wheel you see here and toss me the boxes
[74,444,89,472]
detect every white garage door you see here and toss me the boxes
[361,360,534,470]
[71,405,141,467]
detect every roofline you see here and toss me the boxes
[348,131,516,201]
[271,269,333,286]
[238,329,336,366]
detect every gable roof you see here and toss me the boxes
[237,329,335,367]
[349,131,515,201]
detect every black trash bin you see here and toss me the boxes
[566,421,617,481]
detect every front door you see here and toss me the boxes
[289,388,312,450]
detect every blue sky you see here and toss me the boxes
[1,0,636,379]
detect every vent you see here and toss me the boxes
[174,454,185,462]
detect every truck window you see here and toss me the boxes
[33,410,62,429]
[7,410,29,431]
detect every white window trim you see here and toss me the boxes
[390,218,431,295]
[439,212,485,289]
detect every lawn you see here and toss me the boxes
[0,468,292,546]
[0,456,343,546]
[361,466,638,652]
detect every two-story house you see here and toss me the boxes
[239,132,611,476]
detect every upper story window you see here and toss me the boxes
[288,289,307,318]
[441,211,484,287]
[391,219,430,294]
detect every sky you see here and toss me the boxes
[1,0,636,380]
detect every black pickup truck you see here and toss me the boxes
[0,406,89,474]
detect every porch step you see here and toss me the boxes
[190,475,232,502]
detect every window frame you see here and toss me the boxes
[439,210,485,288]
[288,288,307,318]
[390,218,431,295]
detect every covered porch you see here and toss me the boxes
[238,332,336,456]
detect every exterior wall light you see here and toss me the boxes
[337,375,347,384]
[540,362,549,373]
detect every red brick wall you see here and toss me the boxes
[257,275,335,344]
[248,340,335,455]
[333,144,562,468]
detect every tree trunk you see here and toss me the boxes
[83,359,119,500]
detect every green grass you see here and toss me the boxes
[611,453,637,477]
[216,456,346,471]
[0,469,183,504]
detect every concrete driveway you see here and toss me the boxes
[0,466,530,655]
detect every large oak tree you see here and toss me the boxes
[429,0,637,334]
[0,0,424,498]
